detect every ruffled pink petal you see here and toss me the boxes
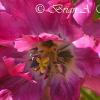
[39,33,63,42]
[0,0,83,41]
[14,35,38,52]
[0,12,31,40]
[83,19,100,38]
[73,0,95,26]
[73,34,95,48]
[0,61,8,79]
[0,44,25,79]
[0,1,5,10]
[39,11,83,41]
[0,77,41,100]
[83,76,100,95]
[62,20,84,42]
[0,89,13,100]
[73,34,100,57]
[15,33,63,52]
[75,47,100,76]
[3,57,32,81]
[0,46,24,61]
[50,72,82,100]
[0,0,56,34]
[0,47,14,79]
[14,29,82,52]
[0,39,13,47]
[15,63,25,73]
[95,43,100,57]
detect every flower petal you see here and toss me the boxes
[0,61,8,79]
[0,77,41,100]
[73,34,95,48]
[74,47,100,76]
[95,43,100,57]
[0,45,25,79]
[50,72,82,100]
[39,33,62,42]
[0,89,13,100]
[56,21,84,42]
[83,19,100,38]
[3,57,32,81]
[0,0,83,41]
[83,76,100,95]
[0,39,13,47]
[73,0,95,26]
[0,0,57,34]
[14,33,63,52]
[14,35,38,52]
[0,12,31,40]
[0,1,5,10]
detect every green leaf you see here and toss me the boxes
[80,88,100,100]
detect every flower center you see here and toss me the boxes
[29,40,73,79]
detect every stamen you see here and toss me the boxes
[29,40,73,79]
[41,40,56,48]
[57,44,70,51]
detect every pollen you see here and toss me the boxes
[29,40,73,79]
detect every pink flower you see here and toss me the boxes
[0,0,100,100]
[8,33,99,100]
[0,89,13,100]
